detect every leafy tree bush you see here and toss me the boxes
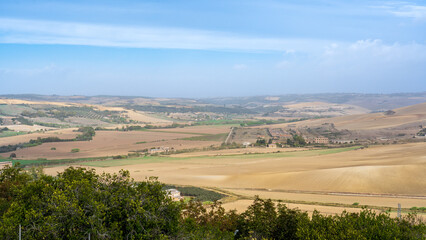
[75,127,95,141]
[0,166,181,239]
[255,138,267,146]
[0,166,424,239]
[287,134,306,147]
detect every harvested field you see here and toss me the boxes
[45,143,426,210]
[0,128,78,146]
[221,200,407,218]
[226,189,426,208]
[172,147,309,158]
[267,102,426,131]
[122,109,172,124]
[2,124,56,132]
[154,125,233,135]
[283,101,370,116]
[0,99,71,106]
[4,130,220,159]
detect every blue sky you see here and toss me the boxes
[1,0,426,97]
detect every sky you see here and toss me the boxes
[0,0,426,98]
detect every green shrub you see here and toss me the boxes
[71,148,80,153]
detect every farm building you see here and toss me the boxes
[314,137,329,144]
[149,146,170,154]
[166,189,183,201]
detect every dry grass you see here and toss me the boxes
[221,200,407,218]
[172,147,308,158]
[226,189,426,208]
[45,143,426,211]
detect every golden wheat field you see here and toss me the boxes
[44,142,426,213]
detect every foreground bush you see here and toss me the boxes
[0,165,180,239]
[0,165,425,239]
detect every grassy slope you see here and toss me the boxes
[0,131,27,138]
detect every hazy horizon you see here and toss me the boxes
[1,0,426,97]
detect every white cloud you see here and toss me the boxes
[0,18,332,52]
[377,2,426,20]
[0,64,62,77]
[391,5,426,19]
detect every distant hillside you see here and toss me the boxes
[2,92,426,112]
[198,92,426,111]
[263,102,426,132]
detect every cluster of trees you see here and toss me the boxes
[75,127,96,141]
[286,134,307,147]
[416,128,426,136]
[255,135,306,148]
[11,117,33,126]
[0,165,424,239]
[20,110,47,118]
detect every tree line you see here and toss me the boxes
[0,165,424,239]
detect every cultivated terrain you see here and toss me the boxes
[1,93,425,217]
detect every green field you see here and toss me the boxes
[79,146,362,167]
[163,185,226,202]
[145,129,211,135]
[0,104,34,115]
[2,156,111,167]
[0,130,27,138]
[181,133,228,141]
[3,146,362,168]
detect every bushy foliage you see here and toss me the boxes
[0,165,180,239]
[287,134,306,147]
[11,116,33,126]
[0,166,424,239]
[75,127,96,141]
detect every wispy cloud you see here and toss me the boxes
[391,5,426,19]
[0,18,331,52]
[377,2,426,20]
